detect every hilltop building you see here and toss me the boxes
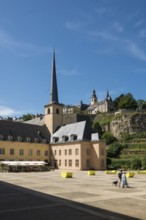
[0,51,106,170]
[87,90,113,114]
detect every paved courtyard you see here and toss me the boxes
[0,170,146,219]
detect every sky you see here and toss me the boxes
[0,0,146,117]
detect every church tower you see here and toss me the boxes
[44,50,63,134]
[90,90,98,105]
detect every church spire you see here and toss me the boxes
[50,50,59,104]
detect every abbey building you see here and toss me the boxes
[0,51,106,171]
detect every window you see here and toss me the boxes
[52,137,59,143]
[65,149,67,155]
[65,160,67,166]
[54,150,57,155]
[75,148,79,155]
[42,139,47,144]
[28,149,33,156]
[69,149,72,155]
[17,136,23,142]
[10,149,14,155]
[59,159,61,166]
[19,149,24,155]
[62,135,68,142]
[34,138,39,143]
[70,134,77,141]
[8,135,13,141]
[45,150,48,156]
[56,108,59,114]
[48,108,50,114]
[0,135,4,140]
[69,160,72,167]
[75,159,79,167]
[59,150,61,155]
[37,150,41,156]
[26,137,31,142]
[0,148,5,155]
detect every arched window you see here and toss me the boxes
[48,108,50,114]
[56,108,59,114]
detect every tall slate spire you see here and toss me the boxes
[50,50,59,104]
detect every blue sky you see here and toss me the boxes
[0,0,146,117]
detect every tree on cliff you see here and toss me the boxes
[113,93,138,110]
[21,114,34,121]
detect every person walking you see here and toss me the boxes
[118,170,122,187]
[121,171,129,188]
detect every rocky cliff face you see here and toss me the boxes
[110,111,146,137]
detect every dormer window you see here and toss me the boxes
[0,135,4,140]
[8,135,13,141]
[17,136,23,142]
[34,138,39,143]
[52,137,59,143]
[26,137,31,142]
[70,134,77,141]
[42,139,47,144]
[62,135,68,142]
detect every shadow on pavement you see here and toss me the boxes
[0,180,140,220]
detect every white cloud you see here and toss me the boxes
[0,29,49,56]
[127,42,146,61]
[139,29,146,38]
[134,20,144,28]
[113,22,124,33]
[65,21,85,31]
[96,48,112,54]
[89,31,118,41]
[0,106,22,117]
[59,68,82,76]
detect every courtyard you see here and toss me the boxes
[0,170,146,219]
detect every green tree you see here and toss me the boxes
[113,93,138,110]
[131,158,142,170]
[120,132,131,141]
[142,156,146,169]
[92,121,103,136]
[107,142,124,158]
[102,132,117,145]
[21,114,34,121]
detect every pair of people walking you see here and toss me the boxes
[118,170,129,188]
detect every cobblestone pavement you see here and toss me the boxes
[0,170,146,220]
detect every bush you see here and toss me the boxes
[142,156,146,169]
[107,142,124,158]
[102,132,117,145]
[131,158,142,170]
[108,158,131,170]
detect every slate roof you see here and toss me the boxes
[0,120,50,143]
[23,117,45,126]
[51,121,93,143]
